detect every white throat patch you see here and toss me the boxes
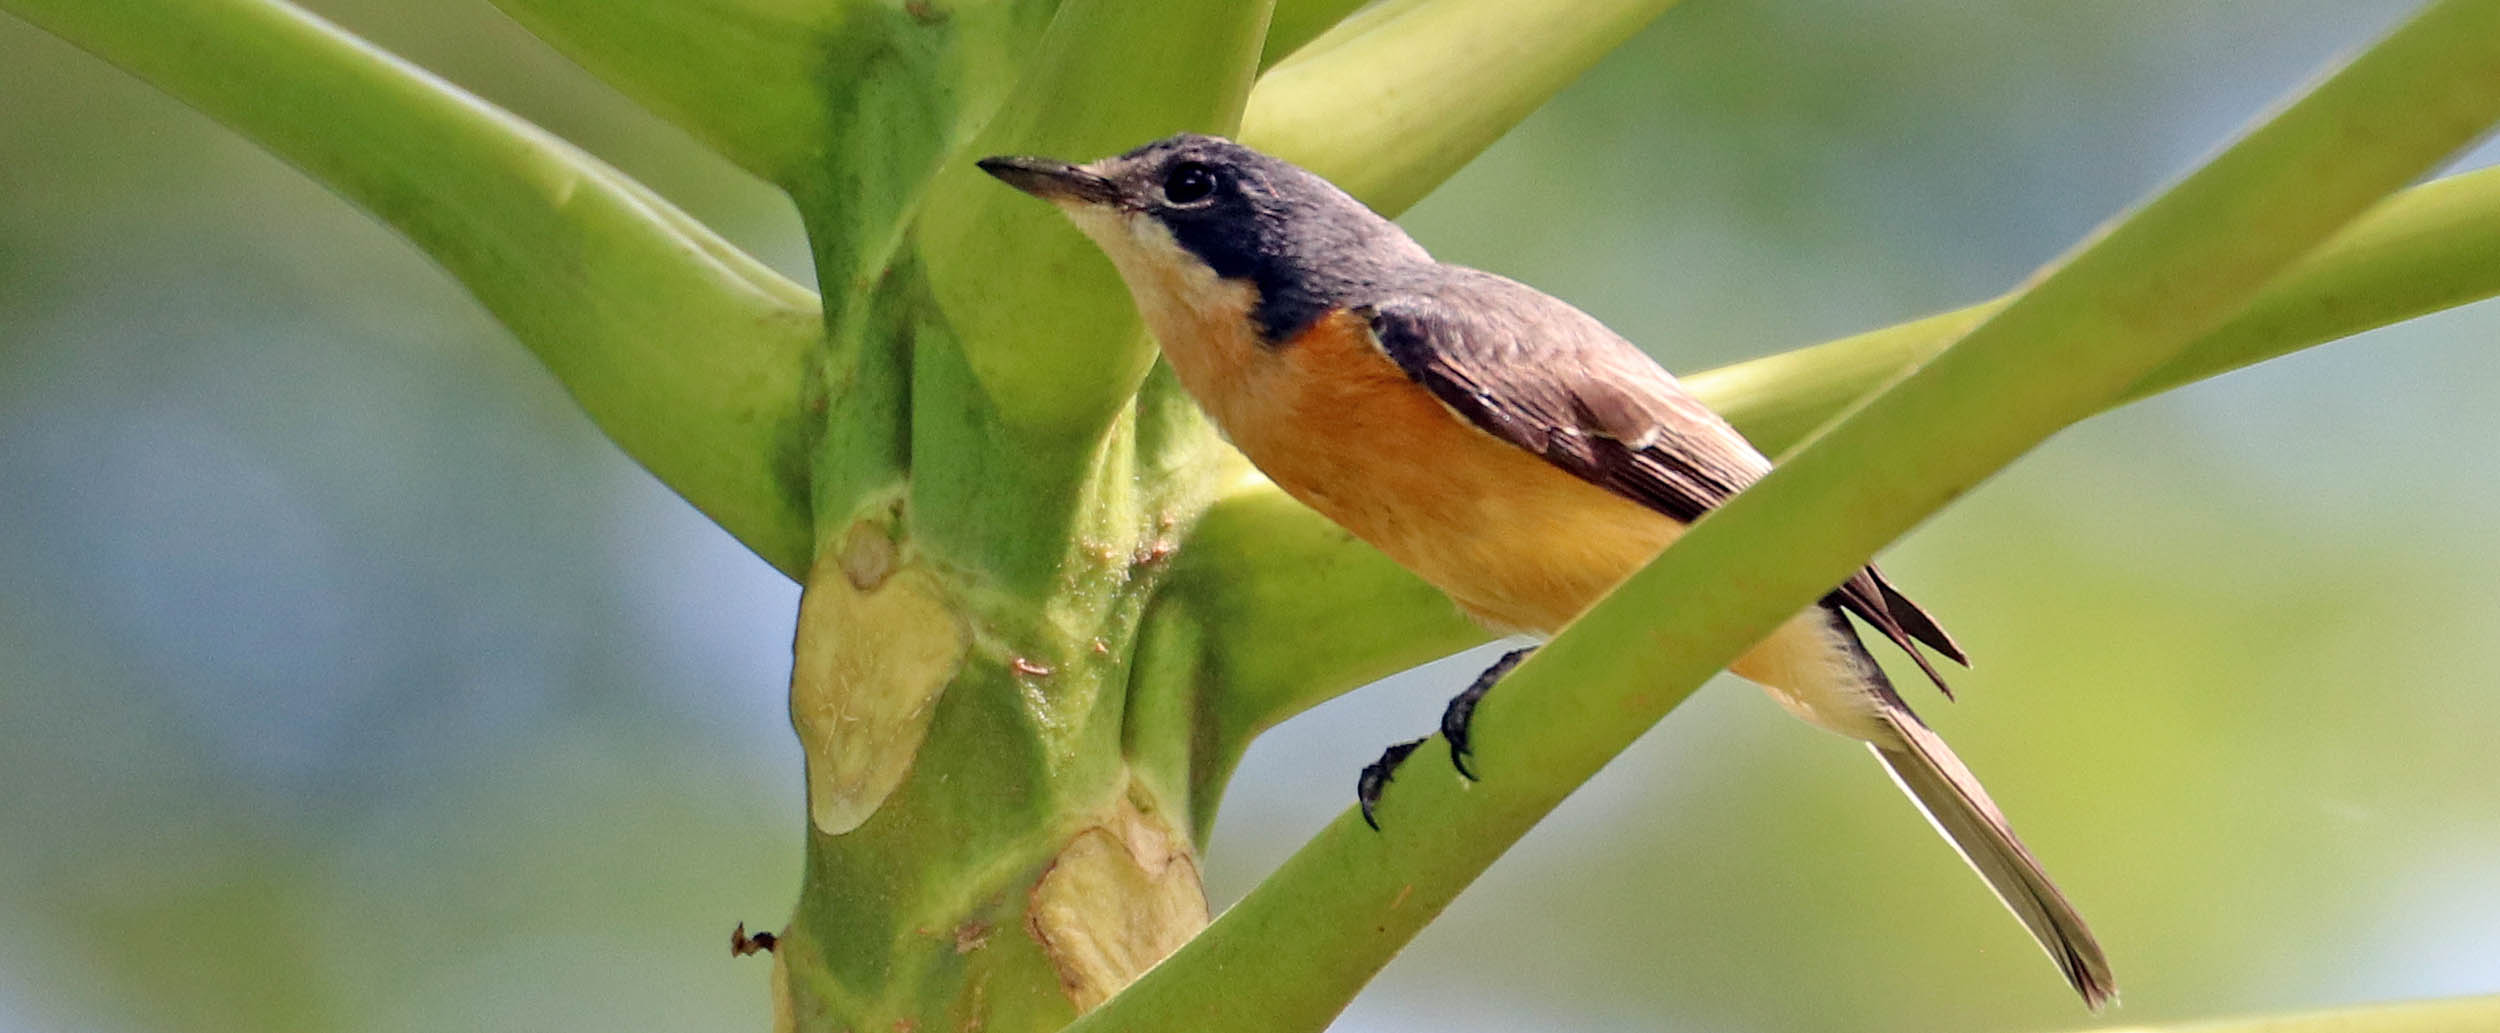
[1058,203,1246,351]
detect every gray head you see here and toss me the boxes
[979,134,1432,343]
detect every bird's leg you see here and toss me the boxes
[1442,645,1537,780]
[1355,645,1541,830]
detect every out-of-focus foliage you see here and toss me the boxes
[1,3,2494,1033]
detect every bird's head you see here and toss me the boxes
[979,133,1429,343]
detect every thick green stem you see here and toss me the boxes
[783,5,1281,1029]
[1080,2,2500,1028]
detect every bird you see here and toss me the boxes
[978,132,2113,1008]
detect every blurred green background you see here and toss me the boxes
[3,2,2496,1031]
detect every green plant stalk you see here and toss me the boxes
[1176,158,2500,766]
[1260,0,1367,68]
[483,0,852,184]
[781,1,1071,544]
[783,4,1281,1028]
[1690,161,2500,454]
[777,311,1228,1030]
[484,0,1057,197]
[1243,0,1688,216]
[2,0,825,575]
[2059,995,2500,1033]
[1073,2,2500,1028]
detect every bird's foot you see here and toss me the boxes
[1442,645,1537,780]
[1356,646,1541,830]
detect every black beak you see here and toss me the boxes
[977,155,1122,205]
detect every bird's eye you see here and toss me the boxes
[1162,161,1219,205]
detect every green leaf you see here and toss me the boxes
[4,0,823,575]
[1078,2,2500,1027]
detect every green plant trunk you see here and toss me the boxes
[778,520,1211,1031]
[769,471,1228,1031]
[767,277,1235,1030]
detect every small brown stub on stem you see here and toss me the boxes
[731,922,779,957]
[1010,656,1054,678]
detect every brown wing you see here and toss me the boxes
[1357,270,1967,687]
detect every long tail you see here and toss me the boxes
[1872,713,2117,1009]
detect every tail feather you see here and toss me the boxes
[1872,715,2117,1009]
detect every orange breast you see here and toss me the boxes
[1161,306,1683,633]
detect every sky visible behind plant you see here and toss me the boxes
[2,2,2496,1032]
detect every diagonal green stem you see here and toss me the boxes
[1690,161,2500,454]
[1259,0,1367,68]
[4,0,824,574]
[1243,0,1687,216]
[1084,2,2500,1028]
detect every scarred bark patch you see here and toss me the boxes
[790,541,968,835]
[1024,795,1209,1011]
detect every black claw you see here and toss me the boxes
[1357,737,1429,831]
[1442,698,1479,781]
[1441,646,1537,781]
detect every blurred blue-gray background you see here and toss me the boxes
[4,2,2496,1031]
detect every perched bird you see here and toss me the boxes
[980,133,2112,1007]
